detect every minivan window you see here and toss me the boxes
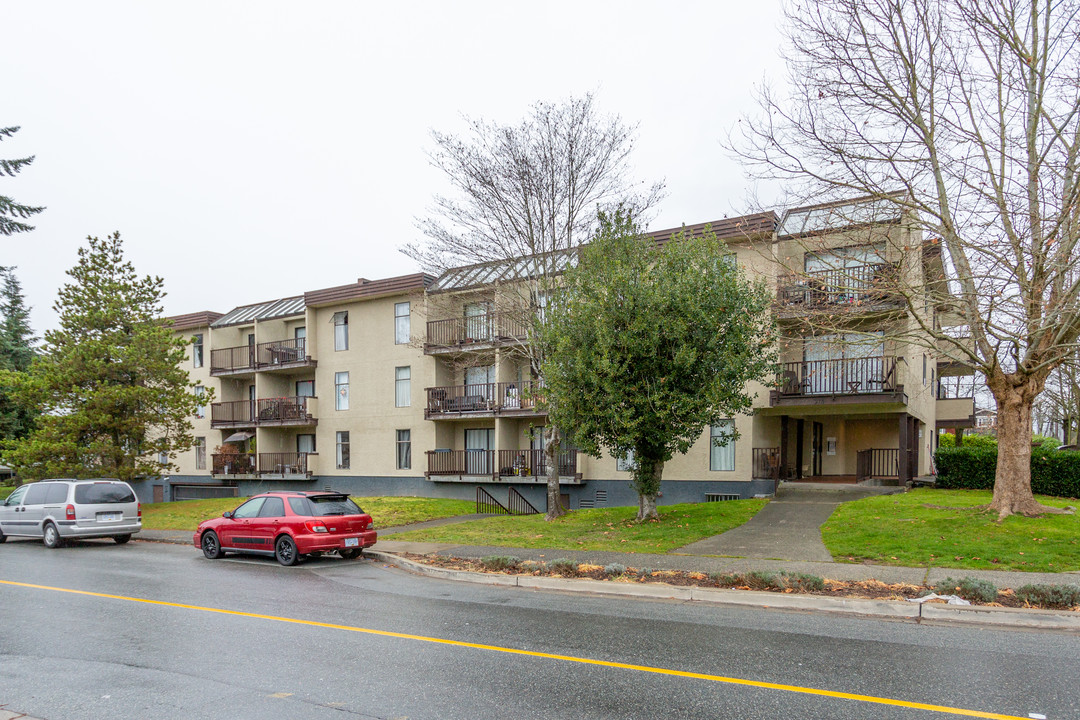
[308,496,362,516]
[74,483,136,504]
[24,484,49,505]
[5,486,27,506]
[45,484,68,504]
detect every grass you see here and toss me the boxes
[0,486,13,501]
[821,488,1080,572]
[390,499,769,553]
[140,495,477,531]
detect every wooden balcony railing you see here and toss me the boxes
[752,447,781,480]
[210,400,255,426]
[212,452,256,475]
[777,356,898,396]
[256,338,310,367]
[425,311,531,348]
[256,396,313,424]
[210,345,256,374]
[856,448,900,481]
[426,380,545,417]
[258,452,309,475]
[497,449,578,477]
[426,449,496,476]
[777,262,899,307]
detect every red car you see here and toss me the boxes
[193,491,376,566]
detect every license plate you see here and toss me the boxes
[97,512,122,522]
[344,537,359,547]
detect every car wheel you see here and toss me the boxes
[340,549,362,560]
[0,528,6,543]
[275,535,299,566]
[113,534,132,544]
[201,530,223,559]
[43,522,64,549]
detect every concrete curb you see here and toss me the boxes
[367,550,1080,631]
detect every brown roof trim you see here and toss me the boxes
[647,211,778,246]
[164,311,224,331]
[304,272,437,307]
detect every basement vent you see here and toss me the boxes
[579,500,595,509]
[705,493,740,502]
[595,490,608,505]
[172,485,239,501]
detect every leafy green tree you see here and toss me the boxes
[1,126,44,236]
[541,211,776,520]
[2,233,209,481]
[0,266,37,441]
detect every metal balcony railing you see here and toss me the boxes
[777,356,898,396]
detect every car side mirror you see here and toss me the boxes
[222,511,234,519]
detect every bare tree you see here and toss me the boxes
[731,0,1080,518]
[405,93,664,519]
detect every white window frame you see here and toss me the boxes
[333,311,349,351]
[192,334,203,368]
[336,431,350,469]
[195,437,206,470]
[335,371,349,410]
[710,420,736,472]
[395,302,410,344]
[396,429,411,470]
[617,450,637,473]
[395,366,411,407]
[194,385,207,419]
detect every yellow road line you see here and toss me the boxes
[0,579,1028,719]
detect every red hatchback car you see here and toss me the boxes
[193,491,377,566]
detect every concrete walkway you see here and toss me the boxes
[675,482,904,561]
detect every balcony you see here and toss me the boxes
[771,355,906,406]
[856,448,900,482]
[210,396,318,429]
[777,263,901,312]
[425,381,544,419]
[424,311,530,353]
[936,376,975,428]
[425,448,581,484]
[211,452,315,478]
[210,339,315,376]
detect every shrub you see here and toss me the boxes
[935,445,1080,498]
[937,433,999,450]
[708,572,740,587]
[549,558,578,575]
[779,572,825,592]
[637,567,655,579]
[603,563,627,577]
[480,555,521,572]
[1015,583,1080,610]
[743,571,779,590]
[933,577,998,604]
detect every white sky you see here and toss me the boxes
[3,1,786,335]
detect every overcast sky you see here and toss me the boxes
[4,1,787,335]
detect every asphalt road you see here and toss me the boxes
[1,537,1078,720]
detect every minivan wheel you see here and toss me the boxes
[43,522,63,549]
[0,528,6,543]
[201,530,223,559]
[275,535,299,566]
[113,534,132,544]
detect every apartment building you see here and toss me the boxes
[136,197,975,510]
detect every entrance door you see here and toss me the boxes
[464,302,492,341]
[812,422,824,477]
[465,428,494,475]
[248,385,257,422]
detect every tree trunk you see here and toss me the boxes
[634,459,664,521]
[544,427,566,521]
[637,492,659,521]
[986,373,1067,519]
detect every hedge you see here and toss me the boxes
[935,446,1080,498]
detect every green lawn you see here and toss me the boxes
[141,495,477,531]
[390,499,769,553]
[0,486,13,501]
[822,488,1080,572]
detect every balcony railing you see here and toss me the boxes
[212,452,313,476]
[426,449,496,476]
[426,380,544,418]
[776,356,898,396]
[777,263,899,308]
[425,311,530,349]
[211,396,317,428]
[256,338,312,367]
[210,400,255,426]
[210,345,256,374]
[256,396,314,424]
[856,448,900,481]
[497,449,578,478]
[752,447,781,480]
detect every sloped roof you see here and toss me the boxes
[427,251,578,294]
[304,273,436,307]
[649,211,778,246]
[212,296,306,328]
[165,311,224,331]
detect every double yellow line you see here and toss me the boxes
[0,579,1031,719]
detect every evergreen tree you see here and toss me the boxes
[0,266,37,441]
[2,234,209,481]
[1,126,44,236]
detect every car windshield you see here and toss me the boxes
[74,483,135,504]
[307,495,362,516]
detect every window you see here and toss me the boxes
[333,311,349,351]
[710,420,736,471]
[923,355,928,386]
[195,437,206,470]
[395,366,411,407]
[194,385,207,418]
[336,431,350,469]
[296,380,315,397]
[297,434,315,454]
[232,497,265,519]
[258,496,285,518]
[158,452,169,465]
[335,372,349,410]
[617,450,636,472]
[192,334,203,368]
[396,429,412,469]
[395,302,410,344]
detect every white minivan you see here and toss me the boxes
[0,479,142,547]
